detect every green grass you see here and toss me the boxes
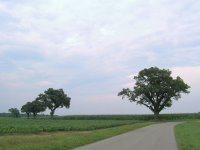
[3,114,199,150]
[0,122,153,150]
[0,117,139,134]
[175,120,200,150]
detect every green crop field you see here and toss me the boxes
[0,115,199,150]
[175,120,200,150]
[59,113,200,120]
[0,117,153,150]
[0,117,139,134]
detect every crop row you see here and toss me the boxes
[0,118,137,134]
[58,113,200,120]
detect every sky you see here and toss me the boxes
[0,0,200,115]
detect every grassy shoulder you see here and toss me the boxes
[0,122,153,150]
[175,120,200,150]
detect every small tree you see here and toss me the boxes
[118,67,190,119]
[30,100,46,118]
[36,88,71,118]
[8,108,20,118]
[21,102,32,118]
[21,100,46,118]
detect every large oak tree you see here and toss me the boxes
[36,88,71,118]
[118,67,190,119]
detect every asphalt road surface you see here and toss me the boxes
[73,122,180,150]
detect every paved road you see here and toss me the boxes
[73,122,180,150]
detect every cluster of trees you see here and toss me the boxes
[8,67,190,120]
[21,101,45,118]
[20,88,71,118]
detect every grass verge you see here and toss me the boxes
[175,120,200,150]
[0,122,153,150]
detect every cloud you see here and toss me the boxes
[0,0,200,114]
[171,66,200,88]
[168,66,200,113]
[36,80,53,87]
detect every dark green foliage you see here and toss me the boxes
[118,67,190,119]
[21,101,46,118]
[36,88,71,118]
[29,100,46,117]
[59,113,200,121]
[8,108,20,118]
[21,102,32,118]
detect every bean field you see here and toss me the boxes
[0,117,138,134]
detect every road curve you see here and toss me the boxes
[73,122,180,150]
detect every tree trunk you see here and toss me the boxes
[154,111,160,120]
[50,110,55,118]
[27,113,30,119]
[33,113,37,118]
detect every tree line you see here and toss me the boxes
[9,88,71,118]
[8,67,190,120]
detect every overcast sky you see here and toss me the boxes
[0,0,200,115]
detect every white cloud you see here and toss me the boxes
[167,66,200,113]
[0,0,200,114]
[171,66,200,88]
[36,80,53,87]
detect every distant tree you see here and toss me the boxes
[0,113,10,117]
[118,67,190,120]
[8,108,20,118]
[21,102,32,118]
[21,100,46,118]
[29,100,46,118]
[36,88,71,118]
